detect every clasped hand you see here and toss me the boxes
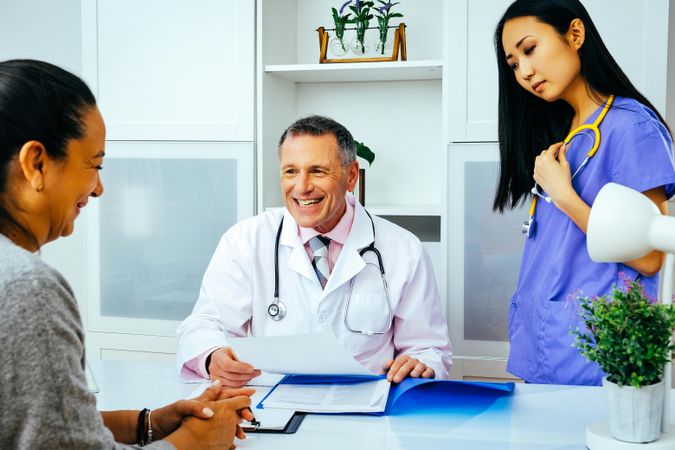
[533,142,574,206]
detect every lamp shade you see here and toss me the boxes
[587,183,675,262]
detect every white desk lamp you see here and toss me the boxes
[586,182,675,449]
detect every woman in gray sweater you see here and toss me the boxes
[0,59,254,449]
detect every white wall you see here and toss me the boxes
[0,0,82,74]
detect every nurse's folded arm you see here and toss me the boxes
[535,143,667,277]
[208,347,261,387]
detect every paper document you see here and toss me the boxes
[229,331,376,375]
[262,378,391,413]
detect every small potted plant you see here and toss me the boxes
[572,279,675,443]
[349,0,375,55]
[330,1,353,56]
[374,1,403,55]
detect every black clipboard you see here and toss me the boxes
[241,412,306,434]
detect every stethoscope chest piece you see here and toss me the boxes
[268,298,286,321]
[521,216,535,238]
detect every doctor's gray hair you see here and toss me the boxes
[278,115,356,167]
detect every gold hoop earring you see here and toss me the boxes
[36,185,44,193]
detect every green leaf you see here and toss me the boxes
[355,141,375,166]
[389,13,404,18]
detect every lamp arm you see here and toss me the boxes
[648,215,675,255]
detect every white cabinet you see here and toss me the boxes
[446,0,670,142]
[85,142,253,337]
[446,143,527,361]
[76,0,256,362]
[82,0,254,141]
[80,142,254,361]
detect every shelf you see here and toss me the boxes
[265,204,441,216]
[365,204,441,217]
[264,60,443,83]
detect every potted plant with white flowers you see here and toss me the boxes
[573,279,675,443]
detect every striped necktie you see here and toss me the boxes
[309,235,331,288]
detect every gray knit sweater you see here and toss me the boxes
[0,235,174,450]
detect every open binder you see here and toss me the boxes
[258,374,515,416]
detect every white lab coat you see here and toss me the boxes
[176,198,452,378]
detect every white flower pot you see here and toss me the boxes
[602,377,664,443]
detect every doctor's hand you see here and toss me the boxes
[533,142,575,206]
[383,355,435,383]
[208,347,262,388]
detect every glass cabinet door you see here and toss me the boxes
[447,142,528,358]
[86,141,253,336]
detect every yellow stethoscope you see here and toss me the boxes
[522,95,614,238]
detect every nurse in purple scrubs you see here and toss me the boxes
[493,0,675,385]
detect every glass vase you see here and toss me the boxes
[329,37,350,57]
[351,21,370,56]
[350,35,370,56]
[375,34,394,56]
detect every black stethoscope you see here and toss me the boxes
[268,210,393,335]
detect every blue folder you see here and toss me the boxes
[259,374,515,416]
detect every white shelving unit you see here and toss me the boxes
[364,204,441,217]
[256,0,446,310]
[265,60,443,83]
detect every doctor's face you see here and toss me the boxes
[280,133,358,234]
[502,16,584,103]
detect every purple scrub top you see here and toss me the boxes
[507,97,675,385]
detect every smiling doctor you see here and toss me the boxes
[177,115,452,387]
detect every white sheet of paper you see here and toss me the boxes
[261,378,391,413]
[228,331,376,375]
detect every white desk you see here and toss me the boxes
[91,360,675,450]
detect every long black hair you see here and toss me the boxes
[0,59,96,240]
[493,0,669,212]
